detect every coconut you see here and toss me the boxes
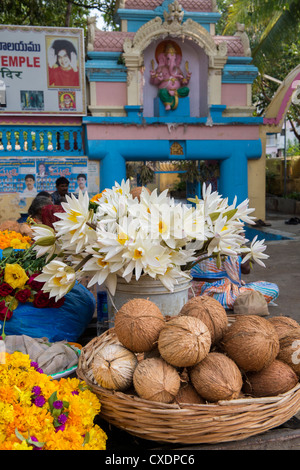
[179,295,228,344]
[221,315,280,371]
[175,383,205,405]
[114,298,165,352]
[243,360,298,397]
[190,352,243,402]
[268,316,300,340]
[130,186,151,201]
[92,343,138,391]
[158,315,211,368]
[277,332,300,376]
[133,357,181,403]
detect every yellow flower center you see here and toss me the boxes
[68,210,82,223]
[97,258,108,268]
[134,248,143,259]
[158,221,167,234]
[53,276,64,286]
[117,232,128,245]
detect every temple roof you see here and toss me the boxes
[93,30,246,56]
[121,0,215,11]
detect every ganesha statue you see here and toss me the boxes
[150,41,191,111]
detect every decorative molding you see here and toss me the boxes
[123,16,227,66]
[234,23,251,57]
[87,16,97,52]
[88,105,127,117]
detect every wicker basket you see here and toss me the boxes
[76,328,300,445]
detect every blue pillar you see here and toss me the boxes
[100,151,126,191]
[219,149,248,205]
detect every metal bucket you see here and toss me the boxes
[107,274,192,328]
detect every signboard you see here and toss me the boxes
[0,25,85,115]
[0,157,88,197]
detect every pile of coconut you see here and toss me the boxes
[91,296,300,405]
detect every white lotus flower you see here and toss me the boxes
[35,260,76,300]
[53,190,91,238]
[31,224,59,261]
[122,235,165,281]
[241,235,269,267]
[81,249,124,295]
[206,214,244,257]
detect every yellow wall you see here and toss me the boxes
[247,127,266,221]
[0,194,34,224]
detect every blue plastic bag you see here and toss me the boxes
[0,283,96,343]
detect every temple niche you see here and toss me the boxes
[144,37,208,117]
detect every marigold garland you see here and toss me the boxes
[0,351,107,450]
[0,230,32,250]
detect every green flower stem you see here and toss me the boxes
[74,254,93,273]
[1,296,16,340]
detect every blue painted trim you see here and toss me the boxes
[87,52,122,60]
[226,57,253,64]
[115,9,220,32]
[86,53,127,82]
[86,139,261,161]
[82,115,263,125]
[86,71,127,82]
[222,63,258,84]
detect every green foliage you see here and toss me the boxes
[0,0,116,30]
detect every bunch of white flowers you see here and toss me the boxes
[31,179,268,301]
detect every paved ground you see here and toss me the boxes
[245,211,300,322]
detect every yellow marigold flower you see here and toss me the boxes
[0,230,31,250]
[4,264,29,289]
[90,192,104,202]
[0,351,107,451]
[13,440,33,450]
[84,425,107,450]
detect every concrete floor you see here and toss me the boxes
[245,211,300,322]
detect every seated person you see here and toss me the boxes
[28,194,65,229]
[190,255,279,310]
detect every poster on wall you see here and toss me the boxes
[0,157,89,197]
[0,25,85,115]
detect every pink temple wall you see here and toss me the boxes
[95,82,127,107]
[87,124,260,141]
[221,84,248,107]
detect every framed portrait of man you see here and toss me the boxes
[46,36,80,88]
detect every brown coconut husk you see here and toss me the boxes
[268,316,300,340]
[130,186,151,201]
[277,332,300,376]
[133,357,181,403]
[0,220,22,232]
[174,383,205,405]
[179,295,228,344]
[243,360,299,397]
[158,315,211,368]
[114,298,165,353]
[190,352,243,402]
[221,315,280,372]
